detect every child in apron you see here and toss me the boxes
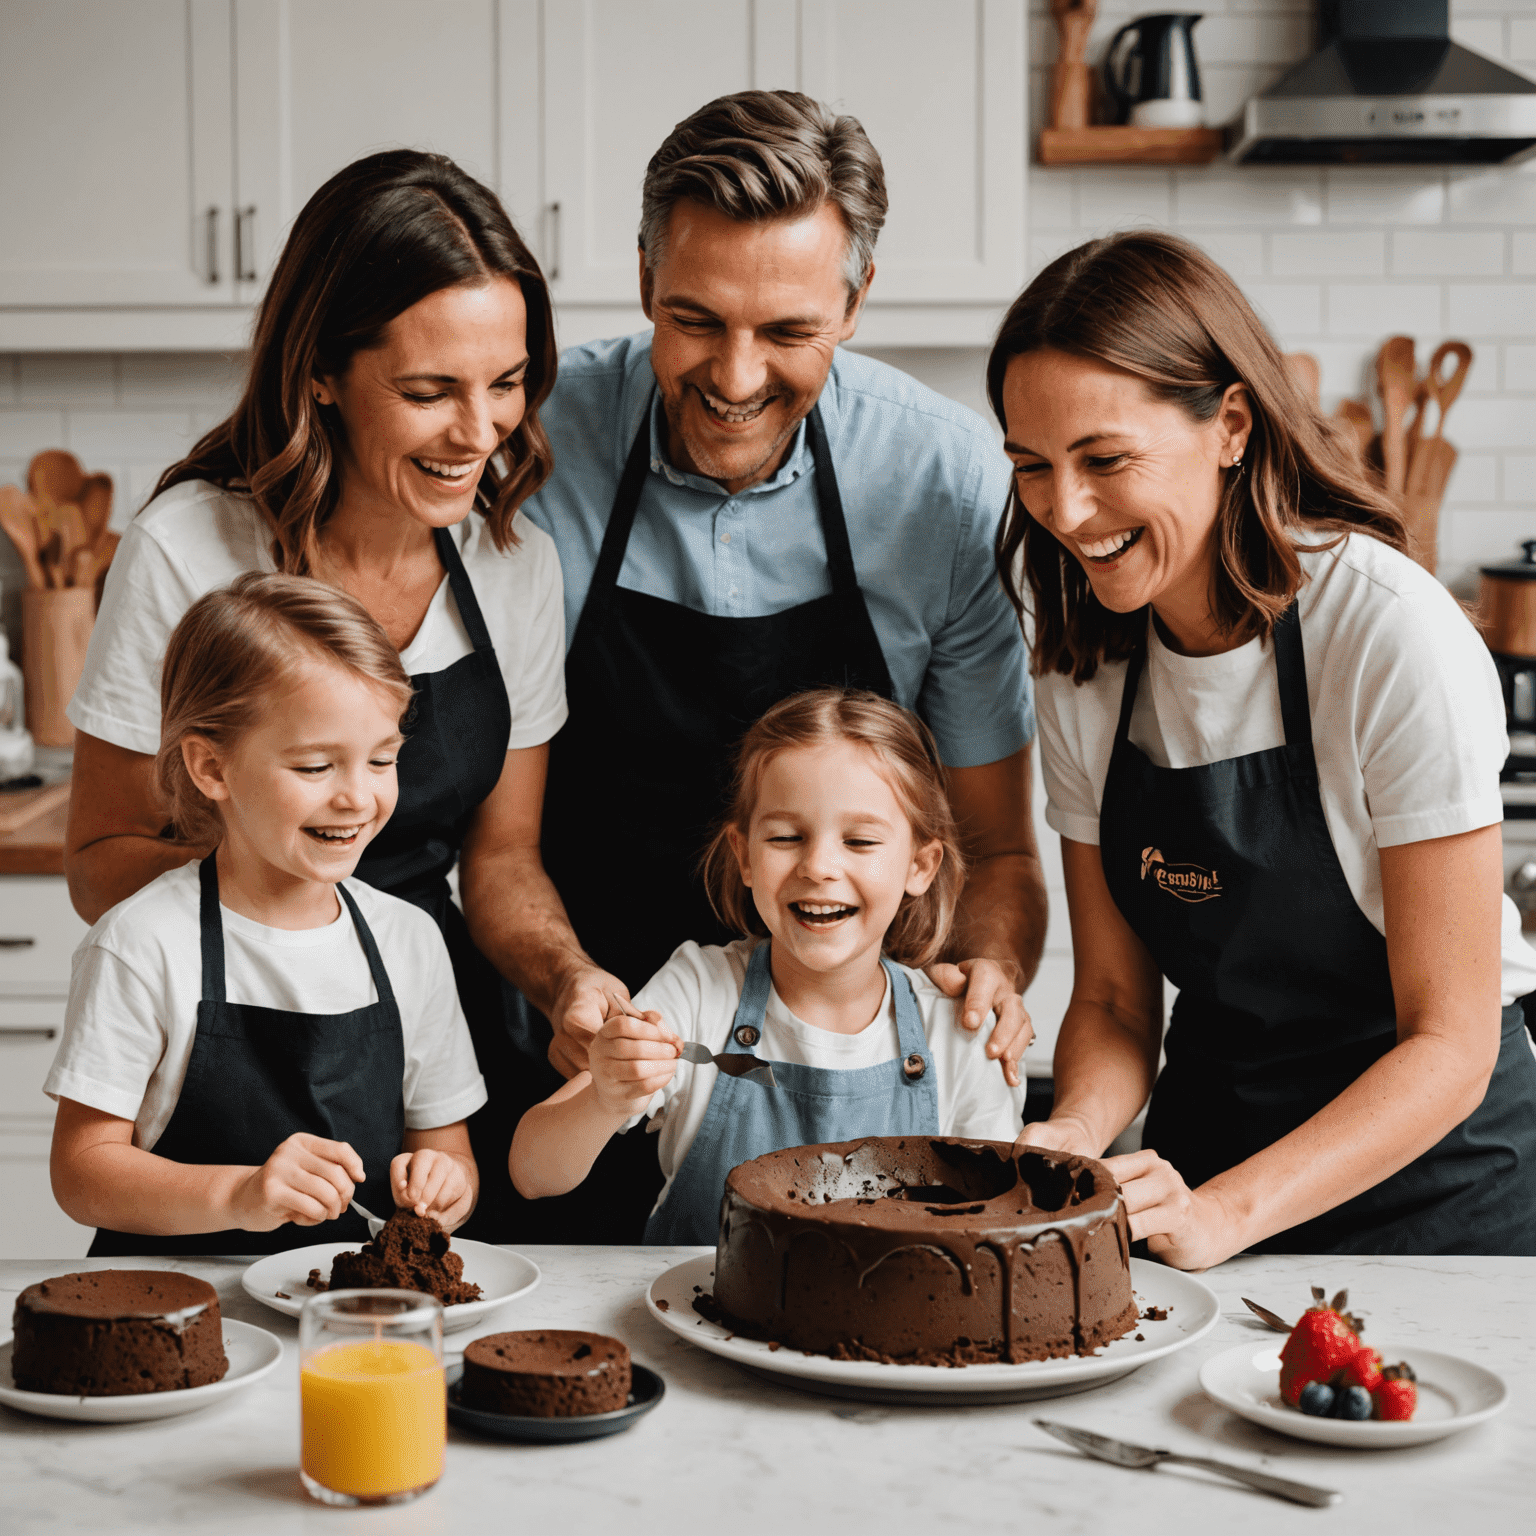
[47,574,487,1254]
[509,687,1027,1244]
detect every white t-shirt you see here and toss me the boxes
[46,861,488,1152]
[1036,533,1536,1005]
[68,479,568,757]
[625,938,1028,1212]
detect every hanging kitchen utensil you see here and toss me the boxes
[1375,335,1416,497]
[0,485,48,590]
[78,473,112,544]
[1283,352,1321,405]
[27,449,85,507]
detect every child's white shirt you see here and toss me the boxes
[46,861,487,1150]
[625,938,1027,1213]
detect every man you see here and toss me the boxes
[462,90,1047,1240]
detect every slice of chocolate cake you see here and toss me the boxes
[325,1210,482,1304]
[460,1330,630,1417]
[11,1270,229,1396]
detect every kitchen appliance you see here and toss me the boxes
[1482,543,1536,829]
[1104,14,1205,129]
[1229,0,1536,165]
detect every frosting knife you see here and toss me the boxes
[610,994,777,1087]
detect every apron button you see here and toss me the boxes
[903,1053,926,1081]
[734,1025,761,1048]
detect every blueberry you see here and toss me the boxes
[1297,1381,1335,1417]
[1333,1385,1373,1420]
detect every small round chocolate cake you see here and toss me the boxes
[460,1330,631,1417]
[11,1270,229,1396]
[709,1137,1138,1365]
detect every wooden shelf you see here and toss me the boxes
[1038,126,1226,166]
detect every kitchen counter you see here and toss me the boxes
[0,782,68,876]
[2,1248,1530,1534]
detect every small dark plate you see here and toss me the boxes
[447,1365,665,1443]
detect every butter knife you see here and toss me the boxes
[610,994,777,1088]
[1033,1421,1342,1508]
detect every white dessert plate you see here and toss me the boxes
[0,1318,282,1423]
[1199,1340,1508,1448]
[646,1255,1219,1405]
[241,1241,540,1333]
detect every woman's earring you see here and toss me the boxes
[1230,450,1245,471]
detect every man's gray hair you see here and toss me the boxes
[639,90,887,299]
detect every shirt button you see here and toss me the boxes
[720,532,732,544]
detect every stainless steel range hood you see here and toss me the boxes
[1228,0,1536,165]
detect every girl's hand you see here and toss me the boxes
[1102,1149,1241,1272]
[232,1133,363,1231]
[588,1005,682,1119]
[390,1149,474,1229]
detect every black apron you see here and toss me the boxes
[90,857,405,1256]
[349,525,532,1247]
[1100,605,1536,1255]
[522,396,897,1241]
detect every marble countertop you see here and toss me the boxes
[2,1248,1531,1535]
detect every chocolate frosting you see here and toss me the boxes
[17,1270,217,1332]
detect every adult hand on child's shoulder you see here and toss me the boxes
[548,963,634,1078]
[391,1149,474,1231]
[925,957,1033,1088]
[587,1005,681,1120]
[231,1133,362,1231]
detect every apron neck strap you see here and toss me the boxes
[1112,618,1150,751]
[881,957,929,1061]
[727,940,776,1053]
[336,882,399,1012]
[432,524,495,653]
[804,403,859,596]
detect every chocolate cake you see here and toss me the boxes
[324,1210,482,1304]
[708,1137,1138,1365]
[11,1270,228,1396]
[459,1330,631,1417]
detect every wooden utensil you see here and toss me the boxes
[0,485,48,590]
[1334,399,1375,463]
[68,545,96,589]
[92,529,120,588]
[26,449,85,507]
[51,502,88,576]
[1376,336,1416,496]
[37,529,64,590]
[1400,342,1474,577]
[1419,340,1473,443]
[78,473,112,543]
[22,585,95,747]
[1283,352,1321,405]
[1048,0,1098,131]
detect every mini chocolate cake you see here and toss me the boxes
[11,1270,228,1396]
[708,1137,1138,1365]
[325,1210,482,1304]
[460,1330,631,1417]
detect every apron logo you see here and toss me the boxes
[1141,847,1223,903]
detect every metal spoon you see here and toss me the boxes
[1034,1421,1342,1508]
[1241,1297,1293,1334]
[349,1199,387,1238]
[611,994,777,1087]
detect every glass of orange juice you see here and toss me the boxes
[299,1289,445,1507]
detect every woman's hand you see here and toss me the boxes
[1103,1149,1242,1272]
[925,958,1034,1086]
[587,1004,682,1120]
[391,1148,474,1230]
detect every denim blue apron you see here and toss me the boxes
[644,942,940,1245]
[1101,604,1536,1255]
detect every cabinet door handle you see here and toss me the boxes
[546,202,561,282]
[0,1027,56,1040]
[0,936,36,948]
[205,206,220,285]
[235,205,258,283]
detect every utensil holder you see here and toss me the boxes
[22,586,94,748]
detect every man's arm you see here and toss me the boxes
[458,745,629,1078]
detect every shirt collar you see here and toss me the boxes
[646,390,814,498]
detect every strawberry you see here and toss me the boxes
[1339,1345,1383,1394]
[1278,1287,1365,1407]
[1373,1362,1417,1421]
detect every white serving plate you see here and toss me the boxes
[0,1318,282,1423]
[242,1241,539,1333]
[647,1254,1218,1405]
[1199,1339,1508,1448]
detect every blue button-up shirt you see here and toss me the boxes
[520,333,1032,768]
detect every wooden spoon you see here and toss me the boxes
[27,449,85,506]
[1422,340,1473,443]
[0,485,48,589]
[69,545,97,590]
[37,529,64,589]
[1376,335,1417,497]
[78,473,113,543]
[52,502,88,575]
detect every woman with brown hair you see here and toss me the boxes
[64,149,564,1238]
[995,230,1536,1262]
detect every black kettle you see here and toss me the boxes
[1105,13,1205,128]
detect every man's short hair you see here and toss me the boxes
[639,90,887,298]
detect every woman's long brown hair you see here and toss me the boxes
[155,150,557,573]
[988,231,1405,681]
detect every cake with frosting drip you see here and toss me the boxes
[11,1270,229,1395]
[707,1137,1138,1365]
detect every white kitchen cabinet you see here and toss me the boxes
[0,0,235,306]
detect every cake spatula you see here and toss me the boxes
[609,994,777,1087]
[349,1200,387,1238]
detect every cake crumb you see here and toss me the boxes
[274,1291,291,1300]
[767,1341,782,1352]
[656,1299,670,1312]
[1141,1305,1169,1321]
[1134,1333,1145,1341]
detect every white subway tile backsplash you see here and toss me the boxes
[1506,345,1536,391]
[1443,451,1500,507]
[1174,167,1323,227]
[1326,169,1446,226]
[16,353,115,408]
[1451,18,1507,56]
[1184,229,1266,278]
[1511,18,1536,61]
[1448,164,1536,226]
[0,411,66,458]
[1441,510,1536,593]
[1076,170,1172,230]
[1446,398,1536,451]
[1028,168,1076,230]
[1199,64,1291,129]
[62,410,198,465]
[1194,14,1312,68]
[118,353,246,410]
[1513,233,1536,276]
[1504,456,1536,503]
[1272,230,1385,277]
[1242,282,1323,338]
[1392,230,1507,277]
[0,360,15,408]
[1324,283,1443,339]
[1448,283,1536,336]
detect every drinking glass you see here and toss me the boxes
[299,1289,445,1506]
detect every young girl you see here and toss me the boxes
[510,687,1027,1243]
[48,574,487,1254]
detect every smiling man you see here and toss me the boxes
[478,91,1047,1241]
